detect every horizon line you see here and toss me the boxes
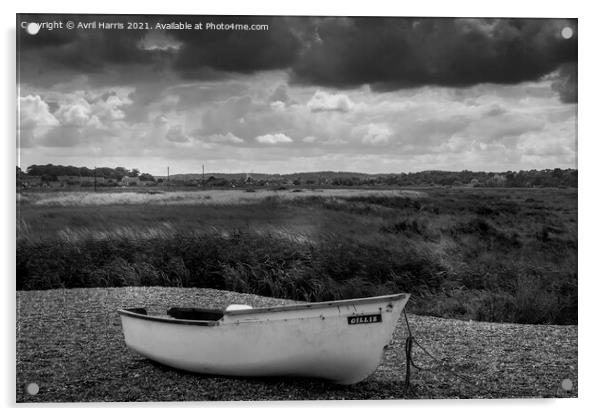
[18,164,578,177]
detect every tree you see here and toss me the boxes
[139,173,155,182]
[114,167,129,180]
[129,168,140,177]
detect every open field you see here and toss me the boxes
[16,287,577,402]
[16,187,577,324]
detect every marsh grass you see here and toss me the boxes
[19,188,423,207]
[16,187,577,324]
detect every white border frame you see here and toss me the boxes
[4,1,598,415]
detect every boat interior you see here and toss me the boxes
[123,307,225,321]
[166,307,224,321]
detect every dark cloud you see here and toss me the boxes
[291,18,577,96]
[18,15,577,99]
[551,63,577,103]
[170,16,305,76]
[18,14,152,72]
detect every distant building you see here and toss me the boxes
[121,176,140,186]
[19,175,42,188]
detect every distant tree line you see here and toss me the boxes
[22,164,154,182]
[332,169,578,188]
[288,169,577,188]
[18,165,577,188]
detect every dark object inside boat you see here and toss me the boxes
[127,307,148,315]
[167,307,224,321]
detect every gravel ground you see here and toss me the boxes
[16,287,577,402]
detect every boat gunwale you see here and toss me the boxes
[117,293,409,326]
[118,308,221,326]
[224,292,409,316]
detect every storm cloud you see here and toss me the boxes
[18,15,577,101]
[292,18,577,97]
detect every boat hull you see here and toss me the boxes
[119,293,409,384]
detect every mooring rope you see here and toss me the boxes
[402,309,479,395]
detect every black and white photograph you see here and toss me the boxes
[15,10,578,403]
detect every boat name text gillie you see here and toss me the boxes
[347,314,382,325]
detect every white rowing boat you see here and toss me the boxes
[118,292,410,384]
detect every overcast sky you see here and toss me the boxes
[17,15,577,175]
